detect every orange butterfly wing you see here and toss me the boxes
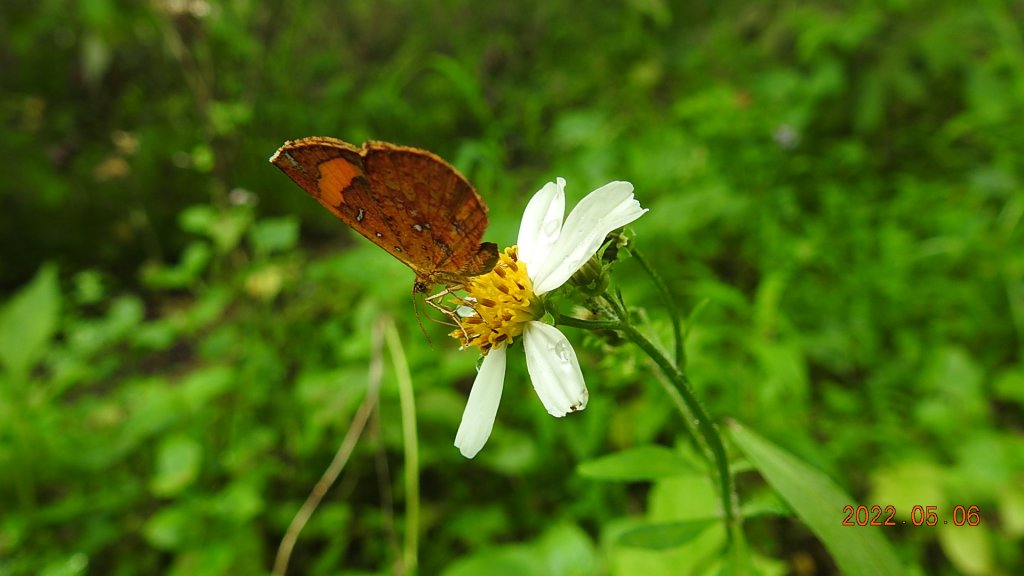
[270,137,498,292]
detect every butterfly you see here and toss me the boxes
[270,138,499,293]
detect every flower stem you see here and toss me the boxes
[628,246,685,368]
[617,319,735,527]
[558,301,737,530]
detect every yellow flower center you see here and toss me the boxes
[449,246,542,354]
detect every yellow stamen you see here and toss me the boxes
[449,246,542,354]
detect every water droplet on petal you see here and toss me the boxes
[543,218,561,236]
[554,340,572,363]
[565,256,584,273]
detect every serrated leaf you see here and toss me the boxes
[577,445,698,481]
[729,421,903,576]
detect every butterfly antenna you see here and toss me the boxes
[412,290,434,348]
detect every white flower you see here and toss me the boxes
[454,178,647,458]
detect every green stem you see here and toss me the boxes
[619,320,735,526]
[556,316,619,330]
[558,303,737,529]
[385,321,420,576]
[628,246,685,368]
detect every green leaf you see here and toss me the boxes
[998,485,1024,537]
[577,445,699,481]
[150,435,203,497]
[0,264,61,379]
[208,209,251,253]
[739,488,792,519]
[209,100,252,136]
[191,143,215,173]
[179,204,251,253]
[869,460,946,517]
[994,368,1024,407]
[728,421,903,576]
[536,523,598,576]
[249,216,299,255]
[211,481,265,523]
[441,546,543,576]
[939,523,993,575]
[179,205,217,235]
[180,364,234,409]
[618,519,716,550]
[143,505,190,551]
[140,241,212,289]
[39,553,88,576]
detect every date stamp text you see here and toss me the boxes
[842,505,981,527]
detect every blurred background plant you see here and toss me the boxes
[1,0,1022,574]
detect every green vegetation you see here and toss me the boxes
[2,0,1022,574]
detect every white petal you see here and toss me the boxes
[530,181,647,295]
[523,322,588,417]
[454,347,507,458]
[517,177,565,272]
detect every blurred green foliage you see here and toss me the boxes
[2,0,1023,574]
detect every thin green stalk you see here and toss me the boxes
[618,319,736,527]
[628,246,684,368]
[558,301,736,529]
[557,316,619,330]
[385,321,420,576]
